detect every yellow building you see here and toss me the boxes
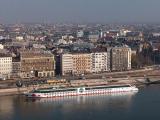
[72,53,92,75]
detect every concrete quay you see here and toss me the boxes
[0,87,28,96]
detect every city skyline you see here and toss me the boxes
[0,0,160,24]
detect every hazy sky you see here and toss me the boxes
[0,0,160,23]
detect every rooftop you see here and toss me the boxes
[20,49,53,58]
[0,53,12,57]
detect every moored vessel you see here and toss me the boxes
[25,84,138,98]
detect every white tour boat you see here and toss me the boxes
[25,84,138,98]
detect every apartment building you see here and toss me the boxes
[12,61,21,78]
[0,53,12,79]
[72,53,92,75]
[61,54,73,76]
[61,46,131,75]
[91,52,110,73]
[20,49,55,78]
[111,46,131,71]
[61,53,92,76]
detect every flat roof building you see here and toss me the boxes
[111,46,131,71]
[0,53,12,79]
[20,49,55,78]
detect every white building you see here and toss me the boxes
[33,44,46,49]
[119,29,131,36]
[61,54,73,76]
[0,54,12,79]
[16,36,24,41]
[91,52,110,73]
[77,30,84,38]
[57,35,73,45]
[152,33,160,37]
[0,44,4,49]
[89,34,99,42]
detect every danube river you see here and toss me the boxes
[0,85,160,120]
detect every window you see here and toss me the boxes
[39,73,42,77]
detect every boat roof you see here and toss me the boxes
[32,84,132,93]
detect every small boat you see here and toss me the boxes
[24,84,138,98]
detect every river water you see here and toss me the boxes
[0,85,160,120]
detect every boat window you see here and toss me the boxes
[86,85,130,90]
[33,88,76,93]
[79,88,84,93]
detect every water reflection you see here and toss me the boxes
[24,91,138,110]
[0,91,138,120]
[0,96,14,120]
[2,86,160,120]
